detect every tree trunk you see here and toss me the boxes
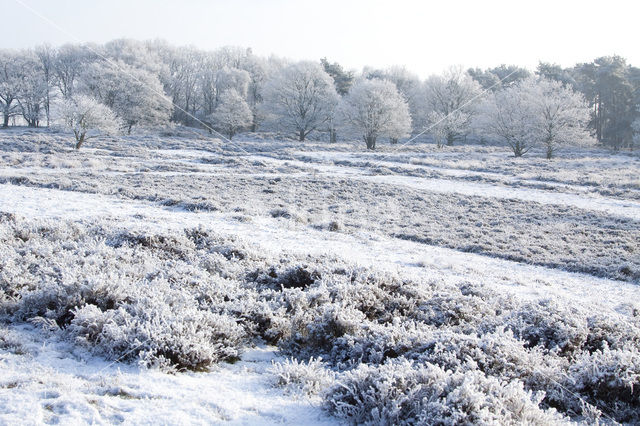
[75,133,85,150]
[365,135,376,150]
[511,141,524,157]
[127,124,133,135]
[596,96,603,142]
[390,138,398,144]
[45,90,50,127]
[2,112,8,128]
[330,128,337,143]
[299,130,305,142]
[545,141,554,159]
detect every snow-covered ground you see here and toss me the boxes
[1,130,639,424]
[247,153,640,219]
[0,324,334,425]
[1,183,636,315]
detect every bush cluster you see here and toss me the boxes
[1,213,639,422]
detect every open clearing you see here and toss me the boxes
[1,129,639,424]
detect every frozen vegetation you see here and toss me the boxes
[0,128,639,424]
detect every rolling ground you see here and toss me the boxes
[1,128,639,424]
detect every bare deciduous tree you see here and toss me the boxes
[16,51,48,127]
[82,60,171,134]
[262,61,338,141]
[534,78,593,159]
[475,79,540,157]
[210,89,253,139]
[339,78,411,149]
[0,50,21,127]
[53,44,95,100]
[475,77,593,158]
[35,44,55,126]
[421,67,482,146]
[59,95,120,149]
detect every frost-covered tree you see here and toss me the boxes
[0,49,50,127]
[475,77,593,158]
[533,78,593,159]
[364,65,421,126]
[0,50,21,127]
[384,66,422,126]
[428,111,472,148]
[81,61,171,133]
[631,110,639,150]
[262,61,338,141]
[198,52,223,117]
[467,65,531,91]
[198,60,252,116]
[58,95,120,149]
[210,89,253,139]
[15,51,48,127]
[174,48,203,125]
[103,38,166,77]
[53,44,96,99]
[216,67,250,100]
[320,58,355,142]
[240,51,268,131]
[474,80,539,157]
[387,107,412,144]
[215,45,248,69]
[35,44,55,126]
[157,46,202,125]
[339,78,411,149]
[421,67,482,146]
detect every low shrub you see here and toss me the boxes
[2,214,640,421]
[269,357,335,396]
[324,359,567,425]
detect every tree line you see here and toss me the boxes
[0,39,638,155]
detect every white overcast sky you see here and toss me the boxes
[1,0,637,78]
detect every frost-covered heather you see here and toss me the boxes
[269,357,335,396]
[1,129,639,423]
[1,213,640,423]
[300,148,640,201]
[1,130,638,282]
[324,360,567,425]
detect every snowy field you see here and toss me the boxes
[1,128,640,424]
